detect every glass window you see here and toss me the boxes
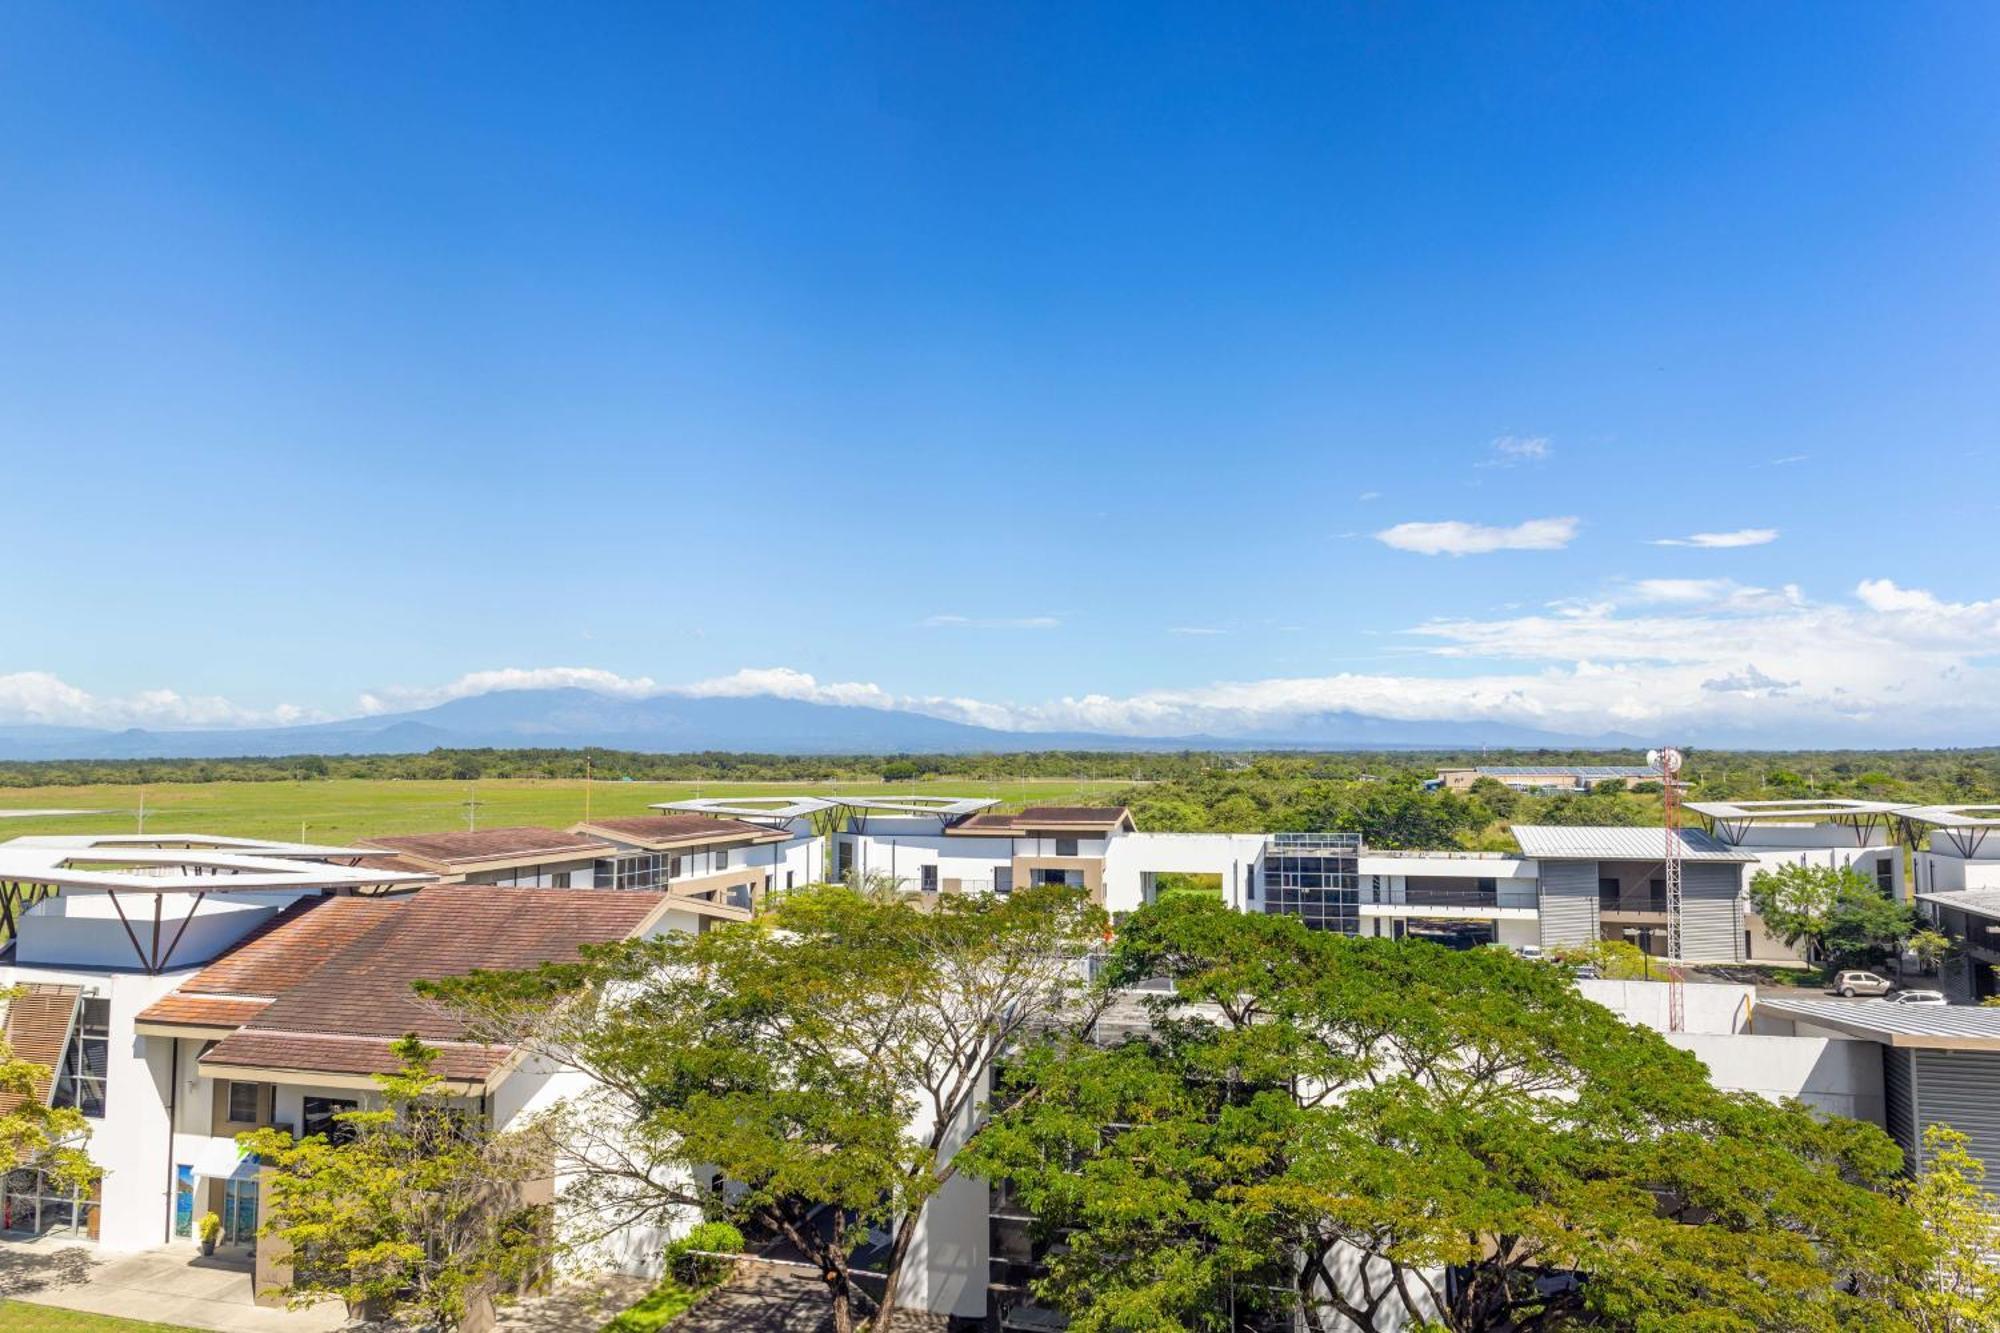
[715,849,730,871]
[1055,838,1079,857]
[54,998,109,1119]
[303,1097,359,1145]
[1258,835,1360,934]
[920,865,939,893]
[550,870,571,889]
[227,1081,262,1124]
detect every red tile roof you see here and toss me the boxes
[184,884,668,1081]
[575,815,785,846]
[359,826,613,866]
[136,995,272,1028]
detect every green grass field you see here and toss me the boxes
[0,1306,198,1332]
[0,776,1138,844]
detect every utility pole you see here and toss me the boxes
[1649,747,1687,1032]
[136,790,146,834]
[584,753,592,822]
[464,784,481,831]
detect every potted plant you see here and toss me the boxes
[197,1211,222,1256]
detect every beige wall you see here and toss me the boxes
[1011,856,1105,906]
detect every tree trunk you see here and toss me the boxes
[829,1274,854,1333]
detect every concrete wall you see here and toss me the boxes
[1575,978,1756,1035]
[1103,832,1266,913]
[1665,1032,1885,1123]
[16,893,308,971]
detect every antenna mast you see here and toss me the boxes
[1649,747,1687,1031]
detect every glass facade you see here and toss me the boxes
[1260,833,1360,934]
[54,997,109,1119]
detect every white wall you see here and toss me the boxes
[16,892,308,971]
[1104,833,1266,912]
[1665,1032,1885,1124]
[1576,978,1756,1036]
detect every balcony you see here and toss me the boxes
[1600,892,1668,916]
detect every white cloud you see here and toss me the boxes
[17,576,2000,746]
[1650,528,1779,548]
[358,667,659,715]
[1770,454,1809,466]
[1477,435,1552,468]
[1375,516,1579,556]
[0,671,325,730]
[1169,627,1227,637]
[920,614,1061,630]
[1357,490,1382,502]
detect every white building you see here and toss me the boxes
[0,832,731,1306]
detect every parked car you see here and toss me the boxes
[1832,970,1894,998]
[1882,989,1948,1006]
[1514,944,1544,961]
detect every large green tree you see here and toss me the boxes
[421,882,1107,1333]
[964,896,1929,1333]
[1750,862,1919,966]
[240,1035,550,1330]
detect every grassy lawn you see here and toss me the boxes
[0,776,1138,844]
[0,1304,201,1332]
[601,1278,708,1331]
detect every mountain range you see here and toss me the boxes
[0,688,1626,760]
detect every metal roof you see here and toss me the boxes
[1916,889,2000,923]
[1896,805,2000,830]
[11,833,392,860]
[1754,996,2000,1051]
[1509,825,1757,862]
[1685,798,1911,822]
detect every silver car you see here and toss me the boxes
[1882,989,1947,1006]
[1833,970,1893,998]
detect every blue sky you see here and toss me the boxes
[3,3,1998,743]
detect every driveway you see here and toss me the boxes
[0,1239,347,1333]
[669,1269,948,1332]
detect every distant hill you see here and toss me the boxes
[0,688,1612,760]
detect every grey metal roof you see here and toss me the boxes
[652,796,837,822]
[1896,805,2000,830]
[1509,825,1757,862]
[1685,798,1911,821]
[1755,996,2000,1050]
[1916,889,2000,923]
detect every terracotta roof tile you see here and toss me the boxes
[174,897,404,998]
[576,815,783,846]
[359,827,612,866]
[200,1031,506,1081]
[136,995,271,1028]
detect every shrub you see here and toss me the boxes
[665,1220,744,1288]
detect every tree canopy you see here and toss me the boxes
[1749,862,1920,966]
[420,881,1108,1333]
[964,895,1939,1333]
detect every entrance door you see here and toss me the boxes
[223,1178,259,1251]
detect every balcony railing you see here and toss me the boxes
[1600,893,1668,914]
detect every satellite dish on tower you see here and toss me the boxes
[1647,748,1683,775]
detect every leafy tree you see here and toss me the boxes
[966,896,1926,1333]
[0,992,98,1200]
[1750,863,1920,966]
[1907,929,1953,974]
[420,883,1107,1333]
[1896,1124,2000,1331]
[241,1035,550,1330]
[1550,937,1653,979]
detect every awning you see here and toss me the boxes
[189,1139,259,1181]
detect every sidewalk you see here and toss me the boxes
[0,1239,346,1333]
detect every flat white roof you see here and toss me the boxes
[1686,798,1911,822]
[653,797,837,822]
[1509,825,1756,863]
[832,796,1000,818]
[0,838,431,895]
[0,809,109,819]
[10,833,391,859]
[1897,805,2000,830]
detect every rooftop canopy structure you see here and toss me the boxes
[654,795,839,829]
[1895,805,2000,857]
[1684,798,1912,846]
[0,835,433,973]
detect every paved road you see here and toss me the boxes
[669,1270,948,1333]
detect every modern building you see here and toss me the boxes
[0,831,722,1299]
[1897,806,2000,1000]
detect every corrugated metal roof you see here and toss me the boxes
[1917,889,2000,922]
[1756,997,2000,1050]
[1509,825,1756,862]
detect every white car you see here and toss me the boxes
[1882,989,1947,1006]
